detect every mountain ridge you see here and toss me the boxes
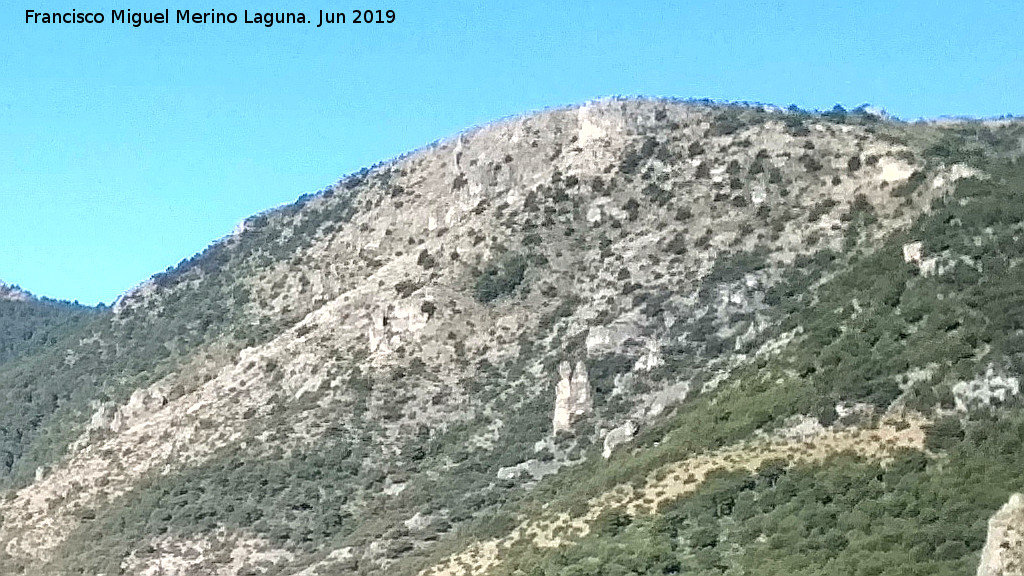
[1,97,1023,576]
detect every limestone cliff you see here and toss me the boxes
[979,494,1024,576]
[553,360,592,432]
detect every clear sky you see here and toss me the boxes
[1,0,1022,305]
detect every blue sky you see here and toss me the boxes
[1,0,1022,305]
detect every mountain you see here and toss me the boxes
[0,98,1022,576]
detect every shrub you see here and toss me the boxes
[799,153,823,172]
[473,254,528,303]
[695,161,712,179]
[890,170,928,198]
[417,249,438,269]
[708,110,746,136]
[664,233,688,255]
[925,417,964,451]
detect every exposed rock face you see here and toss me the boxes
[932,162,981,188]
[954,368,1021,412]
[902,241,924,264]
[120,529,293,576]
[553,360,592,433]
[368,297,435,358]
[978,494,1024,576]
[0,281,32,302]
[602,421,637,458]
[878,156,917,183]
[768,414,827,441]
[109,387,169,433]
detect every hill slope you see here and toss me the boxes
[0,283,97,367]
[0,98,1022,576]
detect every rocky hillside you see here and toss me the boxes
[0,98,1022,576]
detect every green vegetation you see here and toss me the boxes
[782,159,1024,413]
[0,169,396,490]
[474,253,529,303]
[45,369,556,576]
[493,411,1024,576]
[0,296,97,367]
[0,275,263,488]
[391,156,1024,576]
[3,102,1024,576]
[0,297,102,476]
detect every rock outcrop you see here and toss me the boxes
[954,368,1021,412]
[978,494,1024,576]
[110,387,169,433]
[902,241,924,264]
[553,360,592,433]
[0,281,32,302]
[602,421,637,458]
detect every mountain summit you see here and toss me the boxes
[1,98,1022,576]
